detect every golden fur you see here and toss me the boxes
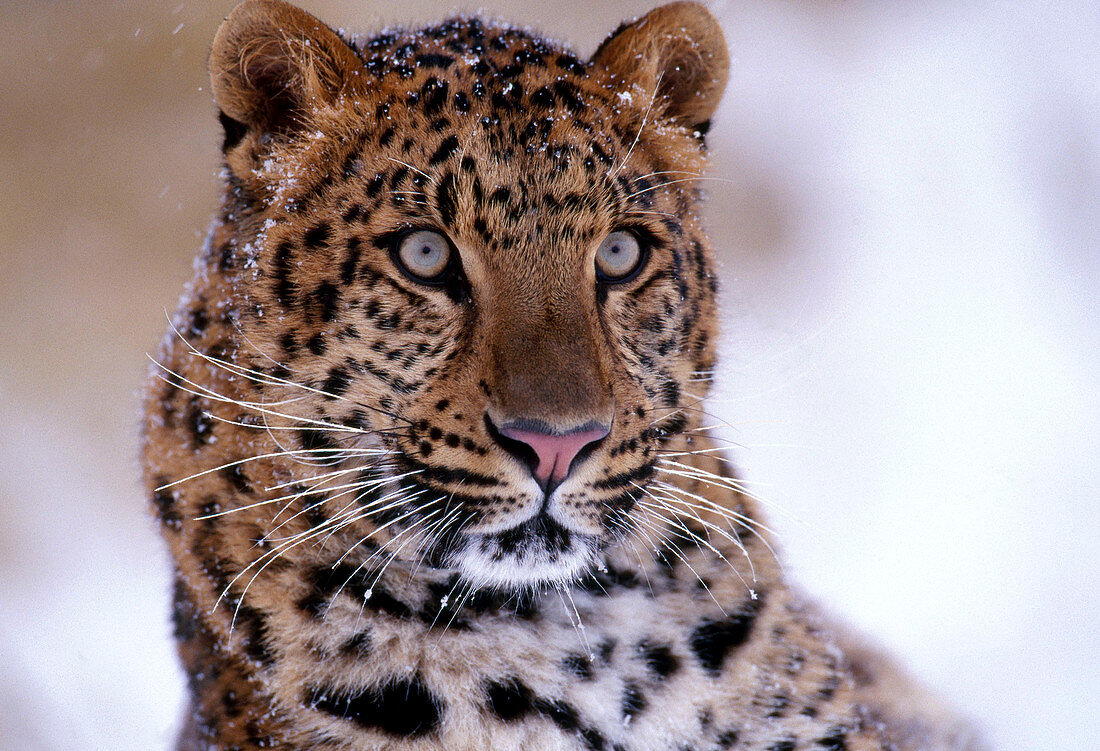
[143,2,985,749]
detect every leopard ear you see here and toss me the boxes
[210,0,364,148]
[592,2,729,128]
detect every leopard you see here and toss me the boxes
[142,1,988,749]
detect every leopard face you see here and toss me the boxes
[153,0,728,594]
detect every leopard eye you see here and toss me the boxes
[395,230,452,283]
[595,230,645,283]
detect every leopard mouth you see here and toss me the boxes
[382,454,645,588]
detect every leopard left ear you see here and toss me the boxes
[210,0,366,147]
[591,1,729,128]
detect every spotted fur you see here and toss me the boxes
[143,2,986,749]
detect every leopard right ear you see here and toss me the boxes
[592,2,728,129]
[210,0,365,151]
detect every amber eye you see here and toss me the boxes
[395,230,452,283]
[595,230,646,283]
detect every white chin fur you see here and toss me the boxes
[451,535,598,590]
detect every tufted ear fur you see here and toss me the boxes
[592,2,729,128]
[210,0,365,150]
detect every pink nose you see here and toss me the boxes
[498,423,610,487]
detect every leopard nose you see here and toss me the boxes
[487,417,610,492]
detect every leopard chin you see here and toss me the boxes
[448,513,604,590]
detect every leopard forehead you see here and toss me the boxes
[248,20,706,246]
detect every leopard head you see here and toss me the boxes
[170,0,729,593]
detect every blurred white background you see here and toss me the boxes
[0,1,1096,749]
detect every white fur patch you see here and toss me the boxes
[450,532,600,590]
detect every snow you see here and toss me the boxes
[0,1,1095,749]
[703,1,1099,748]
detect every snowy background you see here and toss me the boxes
[0,1,1096,749]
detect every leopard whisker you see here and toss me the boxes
[647,400,742,437]
[199,473,356,524]
[649,476,775,536]
[630,507,728,615]
[434,572,479,637]
[608,69,663,180]
[261,463,390,494]
[386,156,435,184]
[623,208,680,220]
[609,503,659,596]
[650,479,782,571]
[615,506,678,599]
[632,480,754,573]
[407,482,467,581]
[228,508,372,628]
[556,586,594,660]
[320,484,429,538]
[195,466,416,523]
[636,488,757,588]
[339,506,450,628]
[259,479,407,542]
[654,460,789,520]
[636,487,752,568]
[341,504,452,627]
[581,568,612,598]
[636,497,753,596]
[155,449,338,493]
[220,480,433,619]
[151,363,386,439]
[336,510,444,633]
[651,466,792,536]
[332,494,440,569]
[220,511,349,631]
[227,318,286,370]
[164,323,413,425]
[645,482,762,544]
[599,507,657,596]
[313,485,430,549]
[630,168,705,182]
[654,446,772,480]
[424,566,470,633]
[204,411,405,440]
[249,492,428,602]
[408,505,464,581]
[367,505,446,580]
[624,175,738,201]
